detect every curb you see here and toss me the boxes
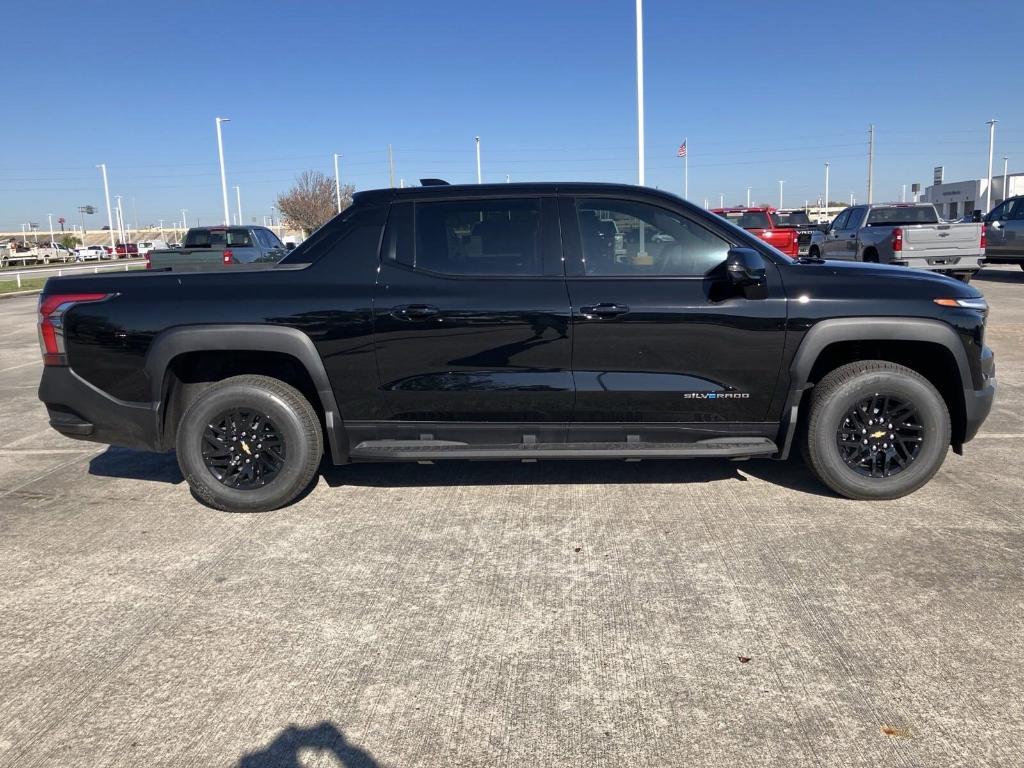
[0,289,42,300]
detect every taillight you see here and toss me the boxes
[980,226,986,250]
[38,293,111,366]
[892,227,903,252]
[222,249,234,265]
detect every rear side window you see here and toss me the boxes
[414,199,542,276]
[280,205,386,265]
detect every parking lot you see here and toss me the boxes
[1,269,1022,767]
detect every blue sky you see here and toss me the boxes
[3,0,1021,230]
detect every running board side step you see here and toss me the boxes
[348,437,777,462]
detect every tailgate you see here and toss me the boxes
[903,223,980,252]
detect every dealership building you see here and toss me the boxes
[922,171,1024,220]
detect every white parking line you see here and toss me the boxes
[0,360,40,374]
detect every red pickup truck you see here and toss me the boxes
[711,207,799,258]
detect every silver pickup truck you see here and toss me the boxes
[807,203,984,282]
[147,225,289,270]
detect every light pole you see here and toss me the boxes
[719,193,724,208]
[181,208,188,230]
[985,119,997,213]
[333,152,342,213]
[745,187,751,207]
[215,116,231,225]
[97,164,115,253]
[850,192,854,206]
[778,180,785,209]
[824,162,830,222]
[47,213,55,254]
[115,195,125,247]
[475,136,481,184]
[635,0,645,185]
[234,185,242,225]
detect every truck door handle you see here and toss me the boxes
[392,304,440,320]
[580,303,629,319]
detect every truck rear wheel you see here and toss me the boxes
[802,361,950,500]
[176,375,323,512]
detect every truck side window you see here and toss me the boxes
[831,210,851,230]
[280,205,386,265]
[845,208,865,230]
[576,199,730,277]
[414,199,542,276]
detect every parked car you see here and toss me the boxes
[775,210,827,256]
[710,207,800,257]
[136,240,169,256]
[75,245,108,261]
[37,181,995,512]
[810,203,984,282]
[146,226,288,270]
[982,195,1024,269]
[114,243,139,259]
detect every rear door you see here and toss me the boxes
[561,195,787,442]
[369,195,573,445]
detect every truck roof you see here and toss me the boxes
[353,182,690,207]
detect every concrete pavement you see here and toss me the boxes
[1,270,1022,767]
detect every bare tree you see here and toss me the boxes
[275,170,354,236]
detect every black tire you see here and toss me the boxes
[808,245,820,259]
[955,272,972,284]
[802,360,950,500]
[1019,264,1024,272]
[863,249,879,263]
[176,375,323,512]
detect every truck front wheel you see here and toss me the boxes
[802,360,950,500]
[176,375,323,512]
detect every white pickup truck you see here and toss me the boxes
[808,203,984,282]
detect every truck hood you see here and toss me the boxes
[797,258,982,299]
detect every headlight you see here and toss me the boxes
[934,297,988,310]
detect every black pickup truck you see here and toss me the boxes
[37,181,995,512]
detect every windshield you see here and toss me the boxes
[184,228,253,248]
[866,206,939,226]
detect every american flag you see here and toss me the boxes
[677,140,687,158]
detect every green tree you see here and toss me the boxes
[58,233,82,249]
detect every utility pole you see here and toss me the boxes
[333,153,342,212]
[824,161,830,223]
[234,185,242,226]
[635,0,645,186]
[778,180,785,209]
[985,119,997,213]
[475,136,482,184]
[867,124,875,204]
[745,187,751,207]
[97,163,115,253]
[388,144,395,187]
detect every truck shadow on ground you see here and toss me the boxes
[975,268,1024,284]
[85,446,833,498]
[319,454,833,497]
[237,721,379,767]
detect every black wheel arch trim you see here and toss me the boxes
[775,317,973,459]
[145,324,346,463]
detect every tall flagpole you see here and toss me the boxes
[684,137,689,199]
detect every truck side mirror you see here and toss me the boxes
[726,248,767,299]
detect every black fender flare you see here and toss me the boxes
[776,317,971,458]
[145,324,346,462]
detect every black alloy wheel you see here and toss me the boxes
[836,394,923,478]
[202,408,286,489]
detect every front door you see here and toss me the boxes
[560,195,788,443]
[368,196,573,445]
[822,209,851,259]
